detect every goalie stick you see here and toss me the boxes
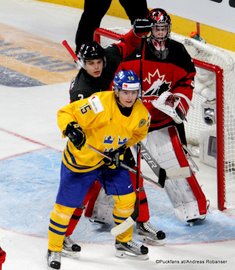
[140,142,191,182]
[132,39,145,239]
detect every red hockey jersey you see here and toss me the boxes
[119,38,196,129]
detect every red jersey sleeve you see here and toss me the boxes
[115,29,141,59]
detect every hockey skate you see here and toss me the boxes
[47,250,61,270]
[136,221,166,245]
[185,200,210,226]
[62,236,81,258]
[115,240,149,260]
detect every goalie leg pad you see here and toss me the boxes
[89,187,114,225]
[168,126,208,219]
[145,126,207,223]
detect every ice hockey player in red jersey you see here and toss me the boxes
[119,8,208,224]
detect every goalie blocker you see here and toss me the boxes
[144,126,208,223]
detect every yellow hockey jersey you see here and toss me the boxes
[57,91,150,173]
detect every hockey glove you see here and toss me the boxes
[133,18,152,38]
[124,147,136,168]
[103,145,127,169]
[64,122,86,150]
[152,92,187,124]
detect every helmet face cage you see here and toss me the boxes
[113,70,141,92]
[148,8,171,42]
[78,41,105,68]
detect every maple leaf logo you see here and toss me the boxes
[143,69,171,97]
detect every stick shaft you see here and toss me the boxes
[62,40,78,62]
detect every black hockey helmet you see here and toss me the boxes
[78,41,106,68]
[148,8,171,41]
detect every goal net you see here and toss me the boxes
[94,27,235,211]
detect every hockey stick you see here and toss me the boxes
[133,142,141,226]
[62,40,79,67]
[87,144,164,187]
[130,39,145,232]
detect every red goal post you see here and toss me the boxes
[193,59,225,211]
[94,27,235,211]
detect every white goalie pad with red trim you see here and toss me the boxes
[144,126,208,223]
[90,188,114,225]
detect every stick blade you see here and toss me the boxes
[158,167,166,188]
[111,217,135,236]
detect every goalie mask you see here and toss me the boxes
[147,8,172,60]
[78,41,106,68]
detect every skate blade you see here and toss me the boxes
[61,249,80,259]
[115,250,149,260]
[138,235,166,246]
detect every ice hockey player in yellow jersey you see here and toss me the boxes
[47,70,150,269]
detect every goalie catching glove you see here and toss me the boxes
[103,145,127,169]
[133,18,152,38]
[151,91,188,124]
[64,121,86,150]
